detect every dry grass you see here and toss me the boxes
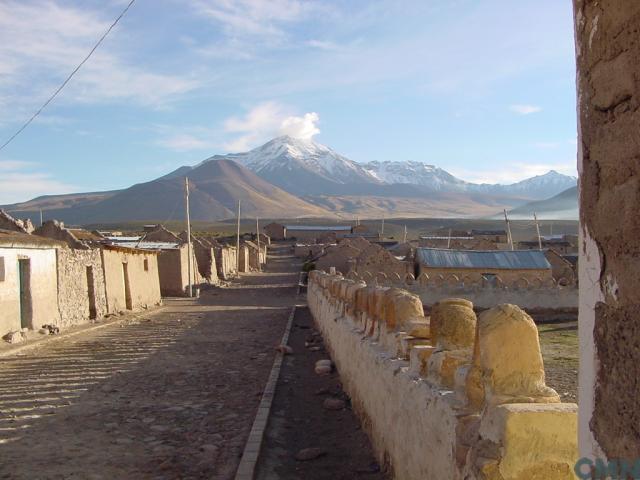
[538,321,578,403]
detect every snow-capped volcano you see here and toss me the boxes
[199,136,380,195]
[197,136,577,200]
[362,160,468,190]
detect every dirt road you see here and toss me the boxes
[0,245,299,480]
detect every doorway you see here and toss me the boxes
[122,262,132,310]
[86,266,97,319]
[18,258,32,329]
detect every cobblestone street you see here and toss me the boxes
[0,245,300,480]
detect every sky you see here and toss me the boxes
[0,0,578,204]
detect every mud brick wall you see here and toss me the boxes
[307,271,578,479]
[56,248,107,327]
[573,0,640,460]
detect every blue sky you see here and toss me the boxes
[0,0,577,203]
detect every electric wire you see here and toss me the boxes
[0,0,137,152]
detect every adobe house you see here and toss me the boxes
[355,242,412,278]
[263,222,285,240]
[178,231,219,285]
[0,229,63,338]
[544,249,576,286]
[518,238,576,255]
[244,240,265,270]
[100,245,161,312]
[258,233,271,246]
[30,219,109,327]
[470,229,508,244]
[284,225,353,242]
[416,248,552,285]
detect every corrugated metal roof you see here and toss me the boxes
[111,241,180,250]
[471,229,506,236]
[416,248,550,270]
[284,225,352,231]
[420,236,474,240]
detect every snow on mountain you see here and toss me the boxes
[199,136,380,195]
[362,160,468,190]
[469,170,577,199]
[197,136,576,199]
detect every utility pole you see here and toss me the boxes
[503,209,514,251]
[39,209,43,227]
[403,225,408,243]
[534,212,542,250]
[381,216,385,236]
[256,217,261,272]
[236,200,241,275]
[185,177,193,298]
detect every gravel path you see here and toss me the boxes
[0,245,300,480]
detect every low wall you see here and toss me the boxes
[308,271,578,480]
[57,248,107,327]
[408,285,578,310]
[345,270,578,310]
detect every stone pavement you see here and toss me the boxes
[0,244,300,480]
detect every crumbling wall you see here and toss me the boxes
[574,0,640,461]
[308,271,578,479]
[0,209,33,233]
[34,220,87,249]
[179,232,218,284]
[238,245,249,273]
[213,245,237,280]
[56,248,107,327]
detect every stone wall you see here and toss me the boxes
[574,0,640,462]
[308,271,577,479]
[56,248,107,327]
[294,243,328,258]
[0,246,60,336]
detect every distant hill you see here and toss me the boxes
[4,160,330,224]
[507,186,578,219]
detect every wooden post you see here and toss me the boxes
[503,209,514,251]
[403,225,408,243]
[256,217,261,272]
[185,177,193,297]
[236,200,241,275]
[534,212,542,250]
[447,228,452,249]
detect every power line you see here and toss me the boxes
[0,0,137,152]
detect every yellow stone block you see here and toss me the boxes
[479,403,578,480]
[428,350,471,388]
[399,336,432,359]
[406,318,431,338]
[409,345,437,376]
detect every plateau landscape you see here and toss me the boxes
[2,136,577,224]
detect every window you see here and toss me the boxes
[144,258,149,271]
[0,257,4,282]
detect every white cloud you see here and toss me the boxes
[450,161,577,185]
[0,158,76,204]
[509,104,542,115]
[190,0,315,37]
[223,102,320,151]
